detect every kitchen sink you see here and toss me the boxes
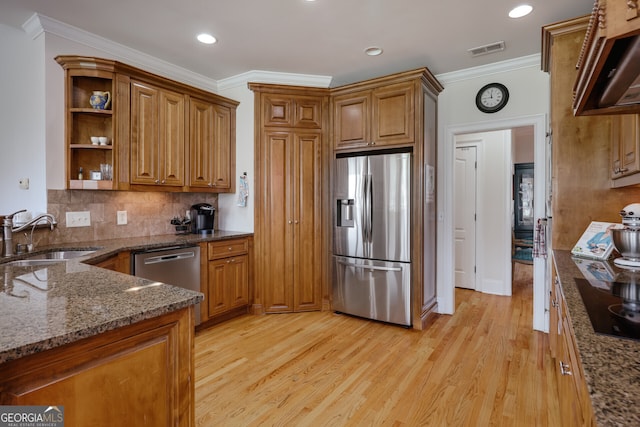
[3,249,98,267]
[25,250,97,260]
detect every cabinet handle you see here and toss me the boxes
[208,182,213,187]
[154,179,160,184]
[366,141,376,146]
[295,220,299,224]
[228,247,233,251]
[226,260,231,264]
[288,220,293,224]
[161,179,166,184]
[559,361,573,376]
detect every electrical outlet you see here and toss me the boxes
[18,178,29,190]
[66,211,91,228]
[117,211,127,225]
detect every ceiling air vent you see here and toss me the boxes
[468,41,506,57]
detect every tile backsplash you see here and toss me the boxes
[19,190,219,248]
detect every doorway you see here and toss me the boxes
[440,114,548,332]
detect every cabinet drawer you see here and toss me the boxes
[208,238,248,260]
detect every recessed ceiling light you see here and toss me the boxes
[197,33,217,44]
[365,47,383,56]
[509,5,533,18]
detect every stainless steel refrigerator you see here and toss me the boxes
[333,152,412,326]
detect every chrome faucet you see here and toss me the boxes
[1,211,57,257]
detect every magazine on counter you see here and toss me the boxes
[571,221,623,260]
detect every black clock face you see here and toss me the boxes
[476,83,509,113]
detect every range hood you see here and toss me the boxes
[573,0,640,116]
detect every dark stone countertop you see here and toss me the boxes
[553,250,640,427]
[0,230,252,364]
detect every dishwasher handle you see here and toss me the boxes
[142,251,196,265]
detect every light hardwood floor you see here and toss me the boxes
[195,265,560,426]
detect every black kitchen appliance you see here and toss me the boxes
[574,271,640,342]
[190,203,215,234]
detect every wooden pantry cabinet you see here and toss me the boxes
[250,84,328,314]
[56,56,239,193]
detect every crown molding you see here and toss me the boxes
[25,13,333,94]
[436,54,540,85]
[218,70,332,91]
[24,13,219,92]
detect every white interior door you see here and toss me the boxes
[454,146,477,289]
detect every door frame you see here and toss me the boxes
[439,113,548,332]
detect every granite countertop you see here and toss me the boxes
[553,250,640,427]
[0,230,252,364]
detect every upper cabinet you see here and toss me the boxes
[56,56,239,193]
[56,57,120,190]
[332,80,415,150]
[130,80,185,188]
[611,113,640,186]
[573,0,640,115]
[188,98,234,191]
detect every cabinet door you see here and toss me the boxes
[228,254,249,309]
[211,104,232,190]
[131,81,184,187]
[158,89,185,186]
[131,81,161,185]
[611,114,640,179]
[292,132,323,311]
[262,131,295,312]
[372,81,415,146]
[189,98,215,188]
[333,91,370,150]
[207,255,249,317]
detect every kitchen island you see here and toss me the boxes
[553,250,640,426]
[0,230,250,426]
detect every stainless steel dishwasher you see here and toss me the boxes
[132,245,201,325]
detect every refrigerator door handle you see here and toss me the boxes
[365,174,373,244]
[337,260,402,272]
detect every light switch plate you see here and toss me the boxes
[117,211,127,225]
[18,178,29,190]
[66,211,91,227]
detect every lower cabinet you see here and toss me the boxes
[0,307,194,426]
[550,263,595,426]
[202,238,250,323]
[92,251,130,274]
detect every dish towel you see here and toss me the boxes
[533,218,547,259]
[237,174,249,207]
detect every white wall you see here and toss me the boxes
[0,24,47,215]
[436,57,550,331]
[217,85,255,232]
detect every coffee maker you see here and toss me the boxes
[190,203,215,234]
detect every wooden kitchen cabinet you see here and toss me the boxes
[56,55,238,193]
[56,56,121,190]
[549,260,595,427]
[332,80,414,150]
[92,251,131,274]
[130,80,186,188]
[250,85,328,314]
[188,98,234,191]
[0,307,195,426]
[203,238,250,321]
[611,114,640,187]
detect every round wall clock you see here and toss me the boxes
[475,83,509,113]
